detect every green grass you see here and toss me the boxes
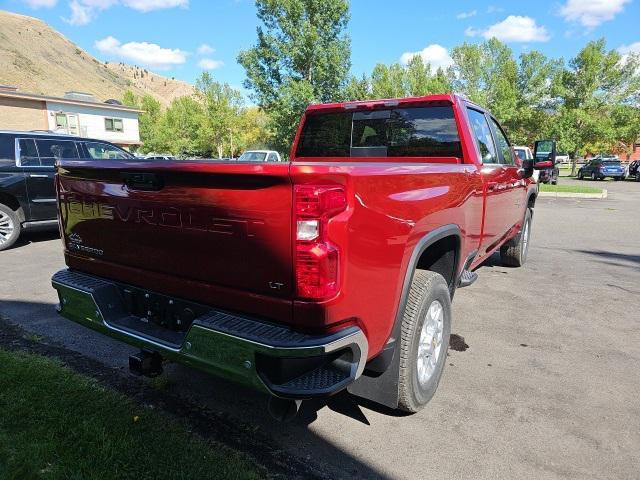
[0,349,263,480]
[539,184,603,194]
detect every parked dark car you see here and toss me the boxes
[627,160,640,181]
[577,157,625,181]
[0,130,134,251]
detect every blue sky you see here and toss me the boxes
[2,0,639,98]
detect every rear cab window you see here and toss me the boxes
[295,103,462,160]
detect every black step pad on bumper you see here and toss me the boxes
[52,269,368,399]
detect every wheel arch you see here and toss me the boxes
[347,224,462,408]
[0,192,26,223]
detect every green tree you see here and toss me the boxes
[238,0,351,152]
[158,96,204,157]
[236,107,271,154]
[370,63,406,98]
[450,42,485,104]
[195,72,245,158]
[342,74,371,101]
[403,57,451,96]
[122,90,163,154]
[451,39,518,125]
[552,39,640,171]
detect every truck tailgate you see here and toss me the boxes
[56,160,293,298]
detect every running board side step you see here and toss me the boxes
[458,269,478,288]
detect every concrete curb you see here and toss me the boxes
[538,189,607,199]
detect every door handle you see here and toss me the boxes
[29,174,49,178]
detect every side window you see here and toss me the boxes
[490,119,514,165]
[35,140,79,166]
[84,142,132,160]
[467,109,498,164]
[0,136,15,162]
[17,138,40,166]
[267,152,278,162]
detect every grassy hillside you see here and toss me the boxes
[0,10,193,107]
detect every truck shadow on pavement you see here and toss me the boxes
[0,301,393,480]
[574,249,640,266]
[12,229,60,249]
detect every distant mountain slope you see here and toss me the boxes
[0,10,193,107]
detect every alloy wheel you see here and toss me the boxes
[417,300,444,386]
[0,210,14,245]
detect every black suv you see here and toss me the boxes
[627,160,640,181]
[0,131,134,251]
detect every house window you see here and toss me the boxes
[54,112,80,135]
[55,113,68,130]
[105,118,124,132]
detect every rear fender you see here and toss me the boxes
[347,224,461,408]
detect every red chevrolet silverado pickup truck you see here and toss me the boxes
[52,94,553,415]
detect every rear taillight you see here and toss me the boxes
[294,185,347,300]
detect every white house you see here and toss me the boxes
[0,86,142,149]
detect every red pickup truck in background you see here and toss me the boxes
[51,94,553,417]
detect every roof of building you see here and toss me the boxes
[0,88,144,113]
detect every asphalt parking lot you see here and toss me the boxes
[1,177,639,480]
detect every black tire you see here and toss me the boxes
[614,177,621,181]
[578,170,583,180]
[500,208,532,268]
[591,172,597,181]
[0,204,21,251]
[397,270,451,413]
[636,173,640,182]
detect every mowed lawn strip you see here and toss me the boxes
[0,349,264,480]
[539,184,603,194]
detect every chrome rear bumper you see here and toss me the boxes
[52,269,368,399]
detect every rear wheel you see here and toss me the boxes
[0,204,20,251]
[501,208,532,268]
[578,170,583,180]
[397,270,451,413]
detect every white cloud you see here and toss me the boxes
[198,58,224,70]
[456,10,477,20]
[197,44,215,55]
[465,26,480,37]
[95,36,187,70]
[23,0,57,8]
[122,0,188,12]
[64,0,117,25]
[618,42,640,64]
[559,0,631,28]
[618,42,640,55]
[399,44,454,70]
[65,0,92,25]
[487,5,504,13]
[467,15,550,42]
[63,0,187,25]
